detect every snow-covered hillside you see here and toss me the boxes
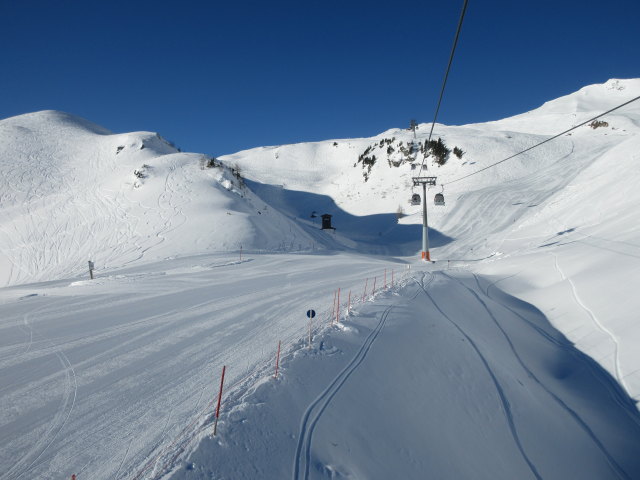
[0,111,318,287]
[223,78,640,400]
[1,79,640,480]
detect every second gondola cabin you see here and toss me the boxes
[434,193,445,206]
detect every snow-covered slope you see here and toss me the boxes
[223,78,640,399]
[223,79,640,233]
[172,271,640,480]
[482,78,640,134]
[2,79,640,480]
[0,111,317,287]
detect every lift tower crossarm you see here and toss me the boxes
[412,177,437,187]
[412,176,437,261]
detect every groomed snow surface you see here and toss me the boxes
[173,269,640,480]
[0,253,402,480]
[2,79,640,479]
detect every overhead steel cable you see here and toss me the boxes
[444,94,640,186]
[418,0,469,176]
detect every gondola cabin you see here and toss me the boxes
[410,193,421,206]
[321,214,335,230]
[434,193,445,206]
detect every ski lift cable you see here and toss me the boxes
[418,0,470,177]
[442,94,640,186]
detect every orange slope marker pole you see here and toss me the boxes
[213,365,226,436]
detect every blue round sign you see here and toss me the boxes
[306,309,316,319]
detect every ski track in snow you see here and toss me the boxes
[552,253,628,393]
[133,382,212,480]
[18,303,38,357]
[458,272,629,479]
[112,424,135,480]
[483,274,640,428]
[3,319,78,480]
[291,279,423,480]
[2,86,640,478]
[413,272,542,480]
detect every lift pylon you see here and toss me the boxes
[412,176,437,261]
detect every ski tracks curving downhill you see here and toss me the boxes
[413,272,543,480]
[480,272,640,478]
[456,272,629,479]
[552,253,627,392]
[292,276,429,480]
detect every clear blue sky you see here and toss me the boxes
[1,0,638,156]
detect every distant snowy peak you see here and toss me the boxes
[0,110,112,136]
[533,78,640,114]
[0,110,183,157]
[474,78,640,135]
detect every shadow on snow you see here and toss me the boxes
[246,179,454,256]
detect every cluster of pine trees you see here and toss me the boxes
[355,135,465,181]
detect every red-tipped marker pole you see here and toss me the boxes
[213,365,226,436]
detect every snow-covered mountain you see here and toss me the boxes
[2,80,640,392]
[3,80,638,287]
[222,78,640,399]
[1,79,640,480]
[223,78,640,251]
[0,111,319,287]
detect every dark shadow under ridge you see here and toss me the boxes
[246,179,454,256]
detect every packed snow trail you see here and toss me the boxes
[413,272,543,480]
[0,252,399,480]
[291,276,424,480]
[174,268,640,480]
